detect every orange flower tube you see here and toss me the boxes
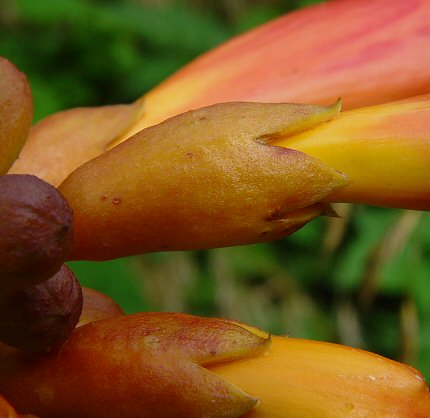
[9,0,430,187]
[58,98,430,261]
[121,0,430,138]
[0,313,428,418]
[59,101,347,261]
[211,337,430,418]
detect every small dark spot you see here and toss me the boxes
[266,207,284,221]
[259,230,270,237]
[186,152,193,159]
[101,194,108,201]
[198,116,208,121]
[112,197,121,205]
[210,349,217,356]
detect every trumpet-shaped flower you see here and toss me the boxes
[116,0,430,138]
[9,0,430,187]
[1,0,430,417]
[0,313,428,418]
[57,97,430,261]
[59,101,347,261]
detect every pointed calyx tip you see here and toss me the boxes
[0,312,271,418]
[59,101,348,261]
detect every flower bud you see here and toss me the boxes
[0,313,269,418]
[0,58,33,175]
[60,101,347,260]
[0,265,83,352]
[0,174,73,290]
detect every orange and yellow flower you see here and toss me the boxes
[0,313,429,418]
[1,0,430,417]
[8,0,430,188]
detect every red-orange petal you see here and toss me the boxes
[9,0,430,186]
[117,0,430,141]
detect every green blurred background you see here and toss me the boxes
[1,0,430,381]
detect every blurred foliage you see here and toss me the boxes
[1,0,429,381]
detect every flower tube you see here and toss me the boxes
[211,336,430,418]
[59,101,347,261]
[273,94,430,210]
[118,0,430,138]
[9,0,430,187]
[0,313,428,418]
[0,313,270,418]
[58,98,430,261]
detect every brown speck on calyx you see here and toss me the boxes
[101,194,108,201]
[112,197,121,205]
[186,152,193,159]
[266,207,285,221]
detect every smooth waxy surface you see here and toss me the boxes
[0,58,33,175]
[211,337,430,417]
[117,0,430,141]
[277,94,430,210]
[1,313,428,418]
[0,265,83,353]
[0,175,73,290]
[10,100,144,187]
[0,313,270,418]
[60,101,347,261]
[10,0,430,187]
